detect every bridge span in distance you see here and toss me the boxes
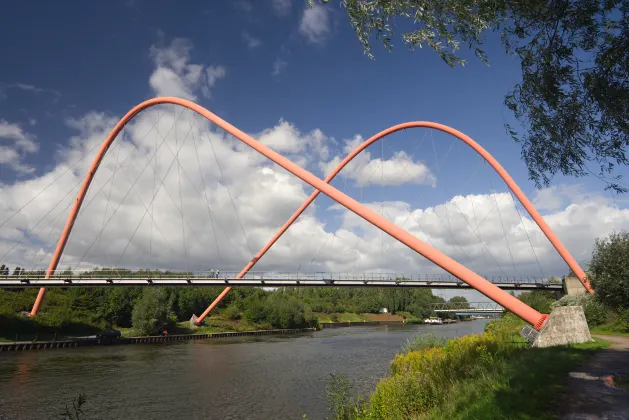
[0,270,563,291]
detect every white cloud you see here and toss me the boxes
[7,83,61,98]
[272,57,287,76]
[206,66,226,86]
[272,0,291,17]
[532,184,602,212]
[320,135,436,187]
[149,38,226,100]
[3,36,628,307]
[256,119,331,162]
[242,32,262,49]
[299,4,331,44]
[13,83,43,94]
[0,120,39,173]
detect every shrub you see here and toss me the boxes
[324,373,368,420]
[517,290,556,313]
[243,297,269,324]
[552,294,610,327]
[402,333,448,353]
[589,231,629,309]
[222,303,241,320]
[366,330,517,419]
[131,289,176,336]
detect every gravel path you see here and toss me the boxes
[558,335,629,419]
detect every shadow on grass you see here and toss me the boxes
[433,339,608,420]
[0,313,101,341]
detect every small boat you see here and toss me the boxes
[423,317,443,325]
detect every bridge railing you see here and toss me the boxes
[430,302,505,312]
[0,269,559,285]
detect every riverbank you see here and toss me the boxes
[0,327,316,352]
[0,322,489,419]
[326,314,611,420]
[0,310,437,343]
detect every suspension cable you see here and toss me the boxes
[489,173,517,272]
[70,113,183,271]
[509,190,545,279]
[191,114,221,263]
[201,123,254,258]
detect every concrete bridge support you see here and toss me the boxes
[532,306,592,348]
[563,276,589,297]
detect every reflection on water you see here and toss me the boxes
[0,320,488,420]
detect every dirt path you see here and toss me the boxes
[558,335,629,419]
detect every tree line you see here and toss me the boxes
[0,274,466,337]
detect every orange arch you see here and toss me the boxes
[28,97,577,331]
[196,122,593,324]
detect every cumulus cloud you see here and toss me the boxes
[272,0,291,17]
[0,120,39,173]
[299,4,332,44]
[149,38,226,100]
[2,38,627,304]
[320,135,436,187]
[256,119,330,161]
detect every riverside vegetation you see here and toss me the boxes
[0,275,462,339]
[321,305,610,420]
[318,230,629,419]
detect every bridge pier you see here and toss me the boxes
[531,306,592,348]
[563,276,588,297]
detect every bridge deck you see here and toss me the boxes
[0,277,563,290]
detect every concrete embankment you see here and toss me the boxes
[0,328,316,352]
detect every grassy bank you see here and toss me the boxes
[315,312,408,323]
[325,314,609,420]
[0,310,408,341]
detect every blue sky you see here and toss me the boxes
[1,0,628,287]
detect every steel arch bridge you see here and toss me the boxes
[27,97,593,331]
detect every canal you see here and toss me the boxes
[0,320,488,419]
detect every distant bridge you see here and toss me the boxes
[0,270,563,290]
[431,302,504,314]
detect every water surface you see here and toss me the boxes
[0,320,488,419]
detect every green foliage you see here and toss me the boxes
[325,316,609,420]
[222,303,241,320]
[402,332,449,353]
[242,292,317,329]
[319,0,629,191]
[131,289,176,336]
[552,294,610,327]
[517,290,556,313]
[325,373,368,420]
[590,231,629,309]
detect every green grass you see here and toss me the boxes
[315,312,370,323]
[118,316,281,337]
[591,327,629,337]
[325,315,611,420]
[423,338,609,420]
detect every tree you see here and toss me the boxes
[589,231,629,309]
[318,0,629,191]
[518,290,556,313]
[131,288,176,336]
[447,296,470,309]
